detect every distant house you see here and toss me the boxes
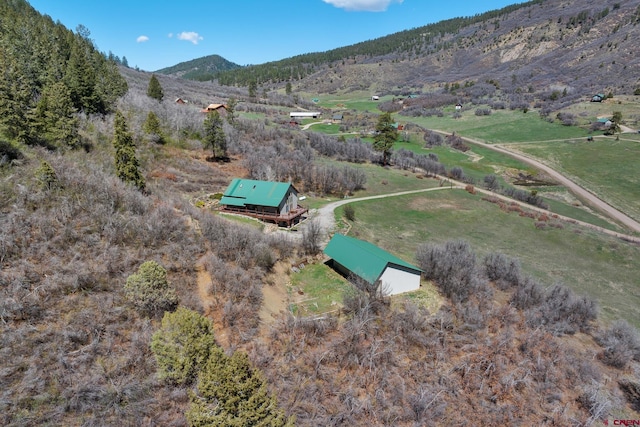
[371,95,380,101]
[332,113,344,123]
[391,122,404,131]
[455,103,463,110]
[175,97,187,104]
[323,234,422,296]
[220,179,308,227]
[290,111,321,119]
[311,98,320,103]
[595,117,613,128]
[591,94,605,102]
[202,103,228,114]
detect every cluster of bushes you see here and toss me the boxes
[308,133,373,163]
[416,240,489,303]
[245,150,367,196]
[482,250,597,335]
[483,174,549,209]
[417,241,598,336]
[391,148,446,176]
[475,108,492,116]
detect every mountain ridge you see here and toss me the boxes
[158,0,640,98]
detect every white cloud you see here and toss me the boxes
[322,0,402,12]
[136,35,149,43]
[168,33,173,38]
[177,31,203,45]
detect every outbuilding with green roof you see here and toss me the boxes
[323,234,421,296]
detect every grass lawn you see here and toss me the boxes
[513,138,640,223]
[306,123,341,134]
[339,189,640,327]
[289,263,352,315]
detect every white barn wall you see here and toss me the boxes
[378,266,420,295]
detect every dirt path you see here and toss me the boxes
[434,131,640,234]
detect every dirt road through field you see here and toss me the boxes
[437,132,640,234]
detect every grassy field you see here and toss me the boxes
[512,137,640,223]
[406,108,595,143]
[289,263,352,316]
[336,189,640,327]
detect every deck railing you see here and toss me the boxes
[222,205,308,227]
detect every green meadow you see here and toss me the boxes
[512,138,640,223]
[335,189,640,327]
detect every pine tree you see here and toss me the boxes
[64,40,99,113]
[124,261,178,316]
[113,110,145,191]
[248,80,257,98]
[0,53,32,143]
[226,97,237,126]
[147,74,164,102]
[187,350,292,427]
[32,81,79,149]
[373,112,398,166]
[202,110,227,160]
[150,308,216,385]
[143,111,164,144]
[35,160,59,190]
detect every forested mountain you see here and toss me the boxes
[155,54,241,81]
[2,0,640,426]
[171,0,640,100]
[0,0,127,149]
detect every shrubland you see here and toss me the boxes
[2,0,640,425]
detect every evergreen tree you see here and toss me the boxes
[610,111,623,136]
[187,350,292,427]
[285,81,292,95]
[113,110,145,191]
[147,74,164,102]
[143,111,164,144]
[202,110,227,160]
[64,40,99,113]
[124,260,178,316]
[150,308,216,386]
[35,160,59,190]
[226,97,238,126]
[248,80,257,98]
[0,53,32,143]
[93,54,128,112]
[32,81,79,149]
[373,112,398,166]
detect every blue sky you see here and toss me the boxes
[28,0,520,72]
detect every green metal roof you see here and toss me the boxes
[220,179,294,208]
[323,234,421,285]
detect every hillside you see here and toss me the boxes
[168,0,640,100]
[2,0,640,426]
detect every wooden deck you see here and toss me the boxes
[221,206,309,227]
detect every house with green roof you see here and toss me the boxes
[220,178,308,227]
[323,234,421,296]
